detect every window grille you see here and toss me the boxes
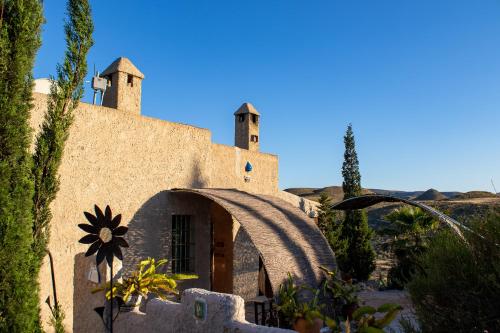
[171,215,194,273]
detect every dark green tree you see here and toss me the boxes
[317,192,335,235]
[32,0,94,263]
[317,192,345,257]
[0,0,44,331]
[31,2,93,330]
[337,124,375,280]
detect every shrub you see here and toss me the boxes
[383,206,438,288]
[408,212,500,333]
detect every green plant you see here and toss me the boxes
[351,303,403,333]
[317,193,335,235]
[383,206,438,288]
[317,193,345,258]
[319,266,359,319]
[48,302,66,333]
[408,212,500,333]
[275,273,324,328]
[0,0,44,330]
[398,315,421,333]
[1,0,92,329]
[338,124,375,281]
[32,0,94,262]
[93,258,197,302]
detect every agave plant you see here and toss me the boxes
[93,258,197,303]
[351,303,403,333]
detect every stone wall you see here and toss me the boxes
[114,289,293,333]
[275,190,320,218]
[30,93,280,332]
[233,221,260,300]
[210,143,279,195]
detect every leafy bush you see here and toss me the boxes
[408,212,500,332]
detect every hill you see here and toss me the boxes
[415,188,447,201]
[285,186,461,203]
[453,191,498,200]
[286,186,374,203]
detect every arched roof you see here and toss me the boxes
[331,195,467,238]
[172,189,336,293]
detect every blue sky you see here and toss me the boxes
[35,1,500,192]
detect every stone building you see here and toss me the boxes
[31,57,335,332]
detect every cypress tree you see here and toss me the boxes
[337,124,375,280]
[32,0,93,262]
[0,0,44,331]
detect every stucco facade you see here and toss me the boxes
[31,58,331,332]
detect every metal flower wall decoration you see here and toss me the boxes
[79,205,129,333]
[78,205,129,266]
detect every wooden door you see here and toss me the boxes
[210,203,233,293]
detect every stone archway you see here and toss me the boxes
[171,188,336,296]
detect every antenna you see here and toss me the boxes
[91,64,107,105]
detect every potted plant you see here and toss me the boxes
[319,266,359,320]
[93,258,197,311]
[275,273,325,333]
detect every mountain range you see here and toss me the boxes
[284,186,497,203]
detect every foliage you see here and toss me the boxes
[351,303,403,333]
[337,209,375,281]
[408,212,500,333]
[317,192,335,235]
[383,206,438,288]
[319,266,359,318]
[0,0,44,331]
[338,124,375,280]
[398,315,421,333]
[46,298,66,333]
[317,193,346,258]
[32,0,94,262]
[341,124,362,200]
[274,273,324,328]
[93,258,197,302]
[0,0,93,330]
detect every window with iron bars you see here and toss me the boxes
[171,215,195,273]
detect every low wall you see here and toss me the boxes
[275,191,320,218]
[114,289,293,333]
